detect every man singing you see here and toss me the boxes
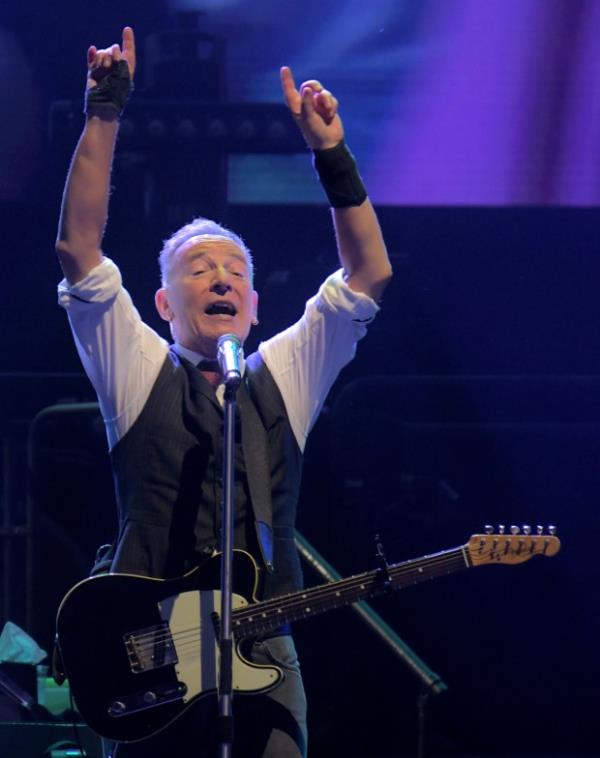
[56,26,391,757]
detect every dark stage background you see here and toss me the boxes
[1,3,600,757]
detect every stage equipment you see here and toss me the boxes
[49,98,305,227]
[216,333,244,758]
[0,722,101,758]
[50,100,305,156]
[294,530,447,695]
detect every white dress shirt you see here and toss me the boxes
[58,257,379,452]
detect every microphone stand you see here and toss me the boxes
[217,337,242,758]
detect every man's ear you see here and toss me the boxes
[155,287,172,322]
[251,290,259,324]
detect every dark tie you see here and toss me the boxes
[197,359,221,373]
[197,359,222,389]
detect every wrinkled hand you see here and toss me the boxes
[87,26,136,88]
[280,66,344,150]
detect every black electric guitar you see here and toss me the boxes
[56,528,560,743]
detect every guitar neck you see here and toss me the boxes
[233,545,469,639]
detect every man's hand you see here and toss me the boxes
[280,66,344,150]
[87,26,136,89]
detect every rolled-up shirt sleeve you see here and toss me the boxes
[58,257,169,449]
[259,269,379,452]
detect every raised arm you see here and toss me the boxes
[56,27,136,284]
[281,66,392,301]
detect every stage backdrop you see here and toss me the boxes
[171,0,600,206]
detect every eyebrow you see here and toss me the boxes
[184,249,249,268]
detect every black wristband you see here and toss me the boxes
[85,59,133,116]
[313,140,367,208]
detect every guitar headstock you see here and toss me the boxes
[467,525,561,566]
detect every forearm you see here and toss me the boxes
[332,199,391,301]
[56,29,135,285]
[314,142,392,301]
[56,111,119,284]
[280,67,392,299]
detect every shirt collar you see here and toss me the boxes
[172,343,246,375]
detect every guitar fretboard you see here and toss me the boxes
[233,545,469,639]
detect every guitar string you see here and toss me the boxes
[129,535,546,658]
[120,538,552,662]
[127,536,543,657]
[127,550,471,653]
[234,553,469,627]
[126,549,468,653]
[229,537,549,630]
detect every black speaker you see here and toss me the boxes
[0,722,102,758]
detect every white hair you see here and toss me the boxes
[159,217,254,286]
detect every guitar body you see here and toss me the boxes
[56,550,282,743]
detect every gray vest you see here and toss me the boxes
[107,348,304,599]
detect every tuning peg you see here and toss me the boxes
[548,525,557,536]
[522,525,532,535]
[484,524,494,534]
[536,525,544,535]
[510,525,520,535]
[498,524,505,535]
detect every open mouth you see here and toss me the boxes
[205,301,237,317]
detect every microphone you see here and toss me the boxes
[217,333,243,390]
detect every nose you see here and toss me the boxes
[210,266,232,294]
[211,281,231,295]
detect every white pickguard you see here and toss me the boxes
[158,590,281,702]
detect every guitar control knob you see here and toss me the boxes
[484,525,494,534]
[510,525,520,535]
[143,691,158,704]
[498,524,505,535]
[522,525,532,535]
[109,701,127,716]
[548,525,557,536]
[536,525,544,535]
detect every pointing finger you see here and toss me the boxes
[122,26,136,77]
[280,66,300,112]
[122,27,135,58]
[122,26,135,48]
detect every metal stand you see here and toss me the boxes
[294,530,447,757]
[218,380,240,758]
[417,685,431,758]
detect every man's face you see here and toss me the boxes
[155,236,258,356]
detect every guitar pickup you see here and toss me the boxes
[124,622,178,673]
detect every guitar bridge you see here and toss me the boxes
[124,622,178,673]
